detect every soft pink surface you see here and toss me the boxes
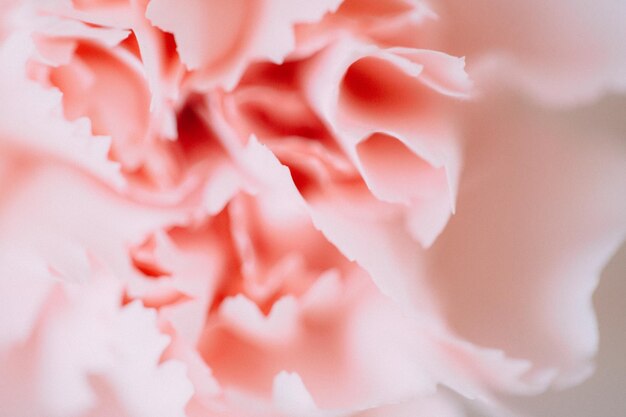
[0,1,624,417]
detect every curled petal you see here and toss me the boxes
[301,38,467,246]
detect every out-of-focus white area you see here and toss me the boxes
[467,243,626,417]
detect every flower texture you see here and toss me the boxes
[0,1,624,417]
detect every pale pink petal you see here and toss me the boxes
[163,333,222,409]
[40,0,135,28]
[304,182,440,315]
[0,254,56,347]
[0,270,193,417]
[421,92,626,390]
[272,371,317,415]
[127,224,226,344]
[218,295,300,345]
[49,42,151,170]
[146,0,342,90]
[0,33,123,186]
[431,0,626,105]
[345,268,554,405]
[388,48,472,98]
[0,157,186,289]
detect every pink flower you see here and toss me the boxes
[0,1,624,417]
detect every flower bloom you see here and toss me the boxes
[0,1,624,417]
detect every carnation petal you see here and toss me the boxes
[432,0,626,105]
[147,0,341,90]
[422,92,626,390]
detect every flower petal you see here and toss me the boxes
[147,0,342,90]
[422,92,626,389]
[432,0,626,105]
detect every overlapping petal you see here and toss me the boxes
[0,1,624,417]
[146,0,342,90]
